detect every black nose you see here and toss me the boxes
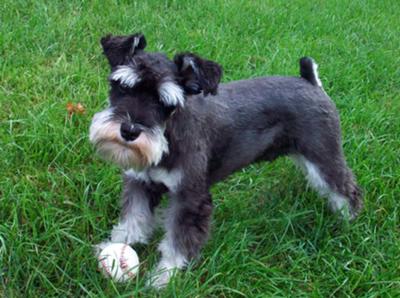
[120,122,141,141]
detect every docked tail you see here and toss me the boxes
[299,57,322,87]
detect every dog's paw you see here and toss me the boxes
[146,263,177,289]
[146,270,171,289]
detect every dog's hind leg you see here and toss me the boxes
[292,150,362,219]
[293,155,362,219]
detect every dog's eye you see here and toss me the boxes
[111,80,130,94]
[117,84,130,94]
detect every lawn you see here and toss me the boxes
[1,0,399,297]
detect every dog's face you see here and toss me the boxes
[89,33,222,170]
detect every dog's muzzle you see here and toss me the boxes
[89,108,169,169]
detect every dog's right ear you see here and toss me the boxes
[100,33,146,67]
[174,53,223,96]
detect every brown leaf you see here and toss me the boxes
[66,102,86,116]
[75,102,86,114]
[66,102,75,116]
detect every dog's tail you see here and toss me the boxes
[299,57,322,87]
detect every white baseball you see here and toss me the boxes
[98,243,139,282]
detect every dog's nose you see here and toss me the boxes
[120,122,141,141]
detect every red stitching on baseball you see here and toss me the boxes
[119,244,136,279]
[98,255,113,277]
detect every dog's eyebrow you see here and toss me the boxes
[158,81,185,107]
[109,65,140,87]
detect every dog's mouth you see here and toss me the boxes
[92,128,155,169]
[109,135,142,150]
[96,137,150,170]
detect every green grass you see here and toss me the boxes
[1,0,399,296]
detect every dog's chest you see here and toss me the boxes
[148,168,182,191]
[125,168,182,192]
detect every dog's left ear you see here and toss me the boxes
[174,53,223,96]
[100,33,146,67]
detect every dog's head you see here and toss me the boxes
[89,33,223,170]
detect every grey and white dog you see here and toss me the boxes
[89,33,362,287]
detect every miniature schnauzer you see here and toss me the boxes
[89,33,362,287]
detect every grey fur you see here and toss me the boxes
[90,33,362,287]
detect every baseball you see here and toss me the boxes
[98,243,139,282]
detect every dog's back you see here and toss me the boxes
[173,58,339,185]
[195,74,334,181]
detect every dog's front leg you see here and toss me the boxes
[96,172,163,252]
[148,180,213,288]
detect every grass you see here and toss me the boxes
[1,0,399,296]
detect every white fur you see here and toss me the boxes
[125,168,182,192]
[124,169,150,183]
[89,109,137,168]
[147,127,169,166]
[149,168,182,192]
[129,36,141,55]
[302,158,329,195]
[146,194,188,288]
[311,60,322,87]
[110,183,155,244]
[89,108,169,169]
[89,107,114,141]
[110,65,140,87]
[329,193,351,217]
[110,216,154,245]
[159,81,185,107]
[147,228,187,288]
[292,155,329,195]
[103,142,139,168]
[132,36,140,49]
[292,155,351,218]
[148,238,187,288]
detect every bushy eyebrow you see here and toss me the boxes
[109,65,140,87]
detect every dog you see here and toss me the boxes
[89,32,362,288]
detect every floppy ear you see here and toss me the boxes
[174,53,223,96]
[100,33,146,67]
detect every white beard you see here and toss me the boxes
[89,108,168,169]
